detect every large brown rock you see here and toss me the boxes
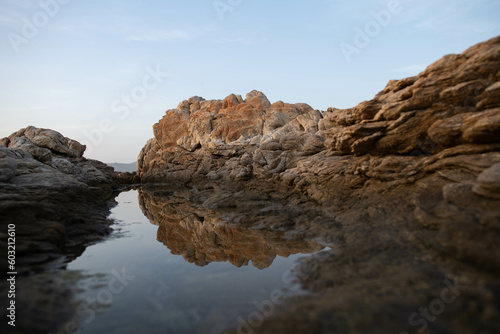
[137,36,500,334]
[137,89,319,182]
[139,36,500,185]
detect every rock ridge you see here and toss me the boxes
[138,36,500,186]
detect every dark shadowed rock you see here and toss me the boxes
[0,126,124,334]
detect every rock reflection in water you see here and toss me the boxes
[138,186,324,269]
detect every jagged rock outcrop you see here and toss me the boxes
[1,126,117,187]
[137,89,323,182]
[138,185,324,269]
[138,36,500,333]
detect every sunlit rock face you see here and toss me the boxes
[138,186,324,269]
[136,90,321,183]
[138,37,500,186]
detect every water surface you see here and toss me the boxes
[67,189,325,334]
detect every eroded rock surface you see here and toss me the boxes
[138,36,500,333]
[0,126,123,334]
[139,37,500,182]
[0,126,120,263]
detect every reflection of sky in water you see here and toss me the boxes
[67,190,324,334]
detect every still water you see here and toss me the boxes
[67,188,325,334]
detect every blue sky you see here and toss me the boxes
[0,0,499,162]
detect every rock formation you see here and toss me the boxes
[138,36,500,333]
[0,126,123,334]
[138,37,500,189]
[1,126,115,187]
[137,90,323,183]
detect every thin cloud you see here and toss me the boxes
[391,64,427,73]
[51,19,195,43]
[215,37,268,46]
[0,15,17,26]
[127,29,191,42]
[114,68,136,75]
[0,6,23,27]
[0,0,42,26]
[2,0,37,10]
[471,22,500,33]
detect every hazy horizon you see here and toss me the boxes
[1,0,499,162]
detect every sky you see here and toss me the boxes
[0,0,499,163]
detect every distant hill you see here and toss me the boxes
[108,162,136,173]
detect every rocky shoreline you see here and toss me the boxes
[0,36,499,333]
[0,126,128,333]
[136,36,500,333]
